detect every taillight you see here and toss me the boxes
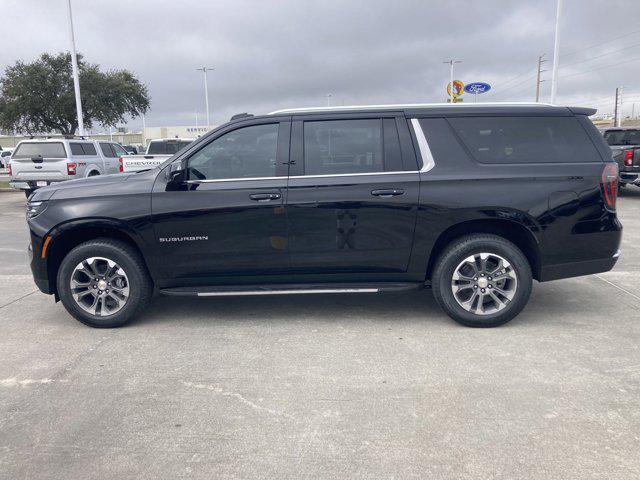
[623,149,634,167]
[67,162,77,175]
[7,162,11,176]
[601,163,618,211]
[118,157,123,173]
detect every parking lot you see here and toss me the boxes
[0,189,639,479]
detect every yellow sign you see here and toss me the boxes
[447,80,465,98]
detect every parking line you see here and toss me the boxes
[595,274,640,302]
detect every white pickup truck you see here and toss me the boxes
[9,138,125,197]
[119,138,194,173]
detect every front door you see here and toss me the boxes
[286,115,420,275]
[151,120,291,284]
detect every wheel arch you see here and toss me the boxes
[45,219,152,296]
[426,218,542,281]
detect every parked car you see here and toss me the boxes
[9,138,123,197]
[25,103,621,328]
[0,148,14,168]
[119,138,194,173]
[122,145,139,155]
[602,127,640,186]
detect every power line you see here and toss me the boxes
[560,40,640,69]
[561,28,640,58]
[559,54,640,79]
[490,73,538,99]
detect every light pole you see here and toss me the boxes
[443,60,462,102]
[550,0,562,104]
[66,0,84,136]
[196,67,214,129]
[326,93,332,107]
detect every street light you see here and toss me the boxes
[66,0,84,136]
[196,67,214,128]
[443,60,462,103]
[550,0,563,104]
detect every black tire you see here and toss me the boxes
[56,239,153,328]
[432,234,532,328]
[24,189,34,199]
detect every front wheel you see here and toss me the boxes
[57,239,153,328]
[432,234,533,327]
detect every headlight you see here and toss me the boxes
[26,201,47,219]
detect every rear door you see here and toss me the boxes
[10,141,69,183]
[286,113,420,275]
[98,142,125,174]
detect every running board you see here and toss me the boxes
[160,282,424,297]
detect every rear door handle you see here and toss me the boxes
[371,189,404,197]
[250,193,281,202]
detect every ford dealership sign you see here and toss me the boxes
[464,82,491,94]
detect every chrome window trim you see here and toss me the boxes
[410,118,436,173]
[186,176,285,184]
[185,170,419,184]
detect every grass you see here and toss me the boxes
[0,181,10,189]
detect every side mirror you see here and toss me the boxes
[165,161,188,191]
[166,161,186,183]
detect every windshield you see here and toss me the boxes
[604,130,640,146]
[147,140,192,155]
[12,142,66,159]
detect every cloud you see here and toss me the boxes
[1,0,638,130]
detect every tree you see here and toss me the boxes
[0,52,150,135]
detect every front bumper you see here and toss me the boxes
[28,240,54,295]
[539,250,620,282]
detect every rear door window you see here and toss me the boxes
[99,143,116,157]
[12,142,66,159]
[303,119,383,175]
[448,116,602,164]
[70,142,97,156]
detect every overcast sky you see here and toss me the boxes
[2,0,639,131]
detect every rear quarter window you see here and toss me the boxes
[12,142,66,159]
[448,116,602,164]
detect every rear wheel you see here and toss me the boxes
[57,239,152,328]
[432,234,532,327]
[24,189,34,199]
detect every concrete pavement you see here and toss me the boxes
[0,189,639,479]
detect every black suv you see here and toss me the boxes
[26,104,621,328]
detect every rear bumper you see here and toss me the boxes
[10,180,67,191]
[619,172,639,184]
[539,250,620,282]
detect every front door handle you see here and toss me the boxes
[250,193,281,202]
[371,189,404,197]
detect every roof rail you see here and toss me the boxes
[230,113,254,121]
[269,102,557,115]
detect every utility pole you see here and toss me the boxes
[66,0,84,136]
[196,67,213,129]
[614,87,623,127]
[443,60,462,102]
[535,54,547,102]
[550,0,563,104]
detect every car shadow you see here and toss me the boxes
[134,288,453,328]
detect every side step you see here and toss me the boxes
[160,282,424,297]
